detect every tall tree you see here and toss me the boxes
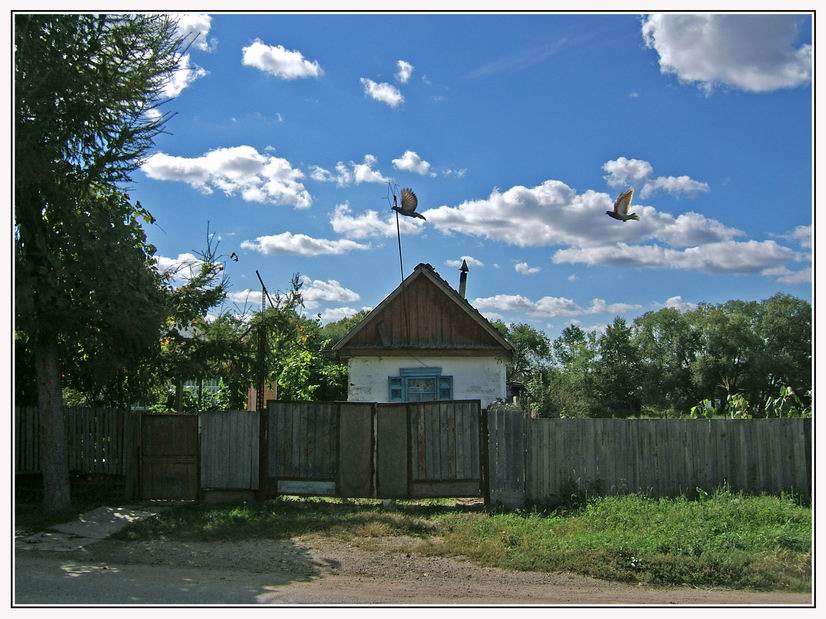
[595,317,642,417]
[15,14,183,511]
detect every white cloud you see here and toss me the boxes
[240,232,370,256]
[445,256,484,268]
[515,261,540,275]
[334,162,354,187]
[242,39,323,79]
[659,296,698,312]
[360,78,404,108]
[481,311,504,322]
[395,60,414,83]
[142,145,312,208]
[442,168,467,178]
[175,13,214,52]
[319,306,362,322]
[603,157,654,187]
[553,240,798,275]
[310,155,391,187]
[779,224,812,249]
[156,253,204,280]
[422,180,740,249]
[761,265,812,285]
[392,150,433,176]
[352,154,390,184]
[309,165,334,182]
[567,274,578,283]
[640,176,710,199]
[300,276,360,309]
[163,54,207,98]
[472,294,640,318]
[642,14,812,93]
[145,108,162,121]
[331,202,424,239]
[227,289,264,305]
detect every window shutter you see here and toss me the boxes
[388,376,403,402]
[438,376,453,400]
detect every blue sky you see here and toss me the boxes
[137,12,813,336]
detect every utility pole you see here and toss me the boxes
[255,270,276,413]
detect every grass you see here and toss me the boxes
[114,489,811,592]
[15,474,126,537]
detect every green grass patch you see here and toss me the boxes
[114,490,811,592]
[15,474,126,536]
[421,490,811,591]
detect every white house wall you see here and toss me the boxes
[347,356,507,408]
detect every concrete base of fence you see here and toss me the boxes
[201,489,257,504]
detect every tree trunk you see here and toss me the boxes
[35,334,71,513]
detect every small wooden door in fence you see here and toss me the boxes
[377,400,483,499]
[200,411,260,490]
[140,414,199,500]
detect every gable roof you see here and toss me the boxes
[333,263,513,357]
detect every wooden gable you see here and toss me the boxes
[333,264,512,358]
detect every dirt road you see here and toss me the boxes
[15,537,812,605]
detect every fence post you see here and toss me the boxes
[123,412,141,501]
[480,407,490,507]
[257,405,269,500]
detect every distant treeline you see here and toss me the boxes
[491,293,811,418]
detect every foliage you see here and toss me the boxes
[15,13,185,511]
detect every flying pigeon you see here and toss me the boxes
[606,188,639,222]
[229,252,239,262]
[391,187,426,220]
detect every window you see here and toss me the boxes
[388,367,453,402]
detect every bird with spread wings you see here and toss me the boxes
[606,187,640,222]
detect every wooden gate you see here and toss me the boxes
[266,402,373,497]
[377,400,484,499]
[140,414,199,500]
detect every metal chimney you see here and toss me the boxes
[458,259,469,298]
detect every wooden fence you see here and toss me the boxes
[488,411,812,507]
[15,407,128,475]
[200,411,260,490]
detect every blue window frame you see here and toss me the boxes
[388,367,453,402]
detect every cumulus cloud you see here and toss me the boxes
[240,232,370,256]
[515,261,541,275]
[360,78,404,108]
[445,256,484,268]
[156,253,205,280]
[300,276,360,309]
[642,14,812,93]
[655,295,698,312]
[442,168,467,178]
[242,39,323,79]
[142,145,312,208]
[603,157,653,187]
[422,180,740,249]
[395,60,414,83]
[552,240,798,275]
[472,294,640,318]
[392,150,433,176]
[761,265,812,285]
[175,13,215,52]
[567,274,578,283]
[353,154,390,184]
[320,307,363,322]
[227,289,264,305]
[310,155,392,187]
[163,54,207,98]
[330,202,424,239]
[640,175,710,199]
[777,224,812,249]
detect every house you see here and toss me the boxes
[332,262,513,407]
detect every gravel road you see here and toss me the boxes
[15,536,812,605]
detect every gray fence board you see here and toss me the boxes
[200,411,260,490]
[520,418,811,505]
